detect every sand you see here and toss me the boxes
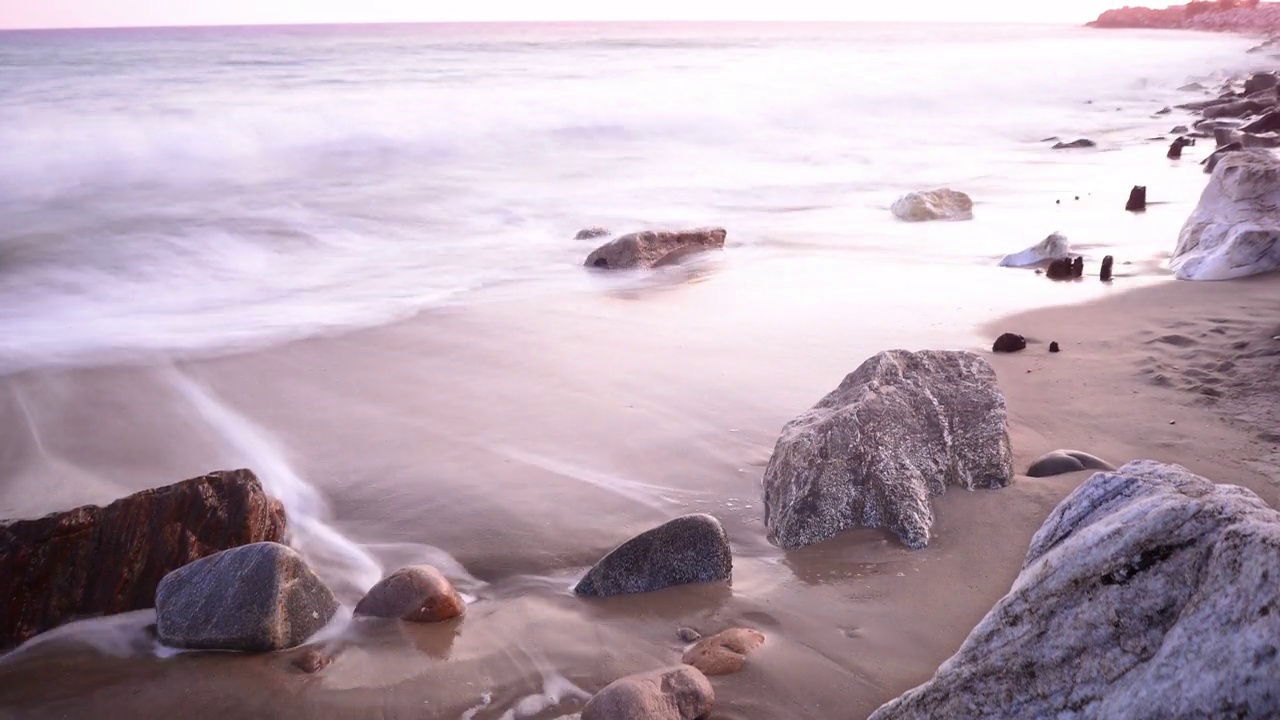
[1,253,1277,719]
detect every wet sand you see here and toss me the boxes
[1,252,1277,720]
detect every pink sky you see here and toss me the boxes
[1,0,1129,30]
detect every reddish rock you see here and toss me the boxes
[354,565,466,623]
[584,228,726,270]
[0,469,286,650]
[681,628,766,676]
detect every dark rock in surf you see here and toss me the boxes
[1072,256,1084,278]
[1025,450,1116,478]
[585,228,726,271]
[1051,139,1096,150]
[354,565,465,623]
[574,514,732,597]
[1049,341,1061,353]
[582,665,715,720]
[1101,255,1114,282]
[1170,125,1189,134]
[156,542,337,652]
[575,226,610,240]
[1155,106,1172,115]
[1241,110,1280,134]
[1125,186,1147,212]
[1202,99,1269,120]
[0,469,286,650]
[1244,71,1278,97]
[1178,82,1206,92]
[1046,257,1074,280]
[1214,127,1237,147]
[1168,137,1193,159]
[992,333,1027,354]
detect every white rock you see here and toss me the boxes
[890,189,974,222]
[999,232,1070,268]
[1171,150,1280,280]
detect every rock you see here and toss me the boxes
[1125,185,1147,212]
[1045,257,1074,280]
[584,228,726,270]
[676,627,702,643]
[1048,341,1060,353]
[1171,124,1190,134]
[1155,106,1172,115]
[1245,71,1278,96]
[1174,150,1280,280]
[1101,255,1114,282]
[890,189,974,222]
[1202,141,1244,174]
[354,565,465,623]
[292,648,333,673]
[992,333,1026,353]
[1051,139,1096,149]
[1178,82,1206,92]
[155,542,338,652]
[1214,127,1237,147]
[651,244,714,268]
[1026,450,1116,478]
[681,628,765,676]
[1202,99,1269,119]
[761,350,1013,550]
[574,514,731,597]
[998,232,1070,268]
[575,226,610,240]
[1241,109,1280,134]
[1167,136,1193,159]
[1071,256,1084,278]
[581,666,714,720]
[1242,131,1280,149]
[868,461,1280,720]
[1040,136,1060,142]
[0,469,286,650]
[1195,117,1244,133]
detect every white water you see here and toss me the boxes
[0,22,1264,376]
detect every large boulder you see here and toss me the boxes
[890,189,973,222]
[354,565,465,623]
[584,228,726,270]
[869,461,1280,720]
[1202,99,1270,120]
[0,469,285,650]
[574,514,731,597]
[156,541,338,652]
[1244,71,1278,96]
[999,232,1070,268]
[582,666,714,720]
[762,350,1013,550]
[1171,150,1280,280]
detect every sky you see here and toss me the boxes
[0,0,1131,30]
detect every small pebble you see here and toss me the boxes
[1049,341,1061,353]
[292,649,332,673]
[1170,421,1177,425]
[677,627,702,643]
[1056,199,1061,204]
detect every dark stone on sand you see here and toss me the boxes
[156,541,338,652]
[1046,257,1073,280]
[292,648,333,673]
[1071,256,1084,278]
[1155,106,1172,115]
[574,514,732,597]
[1101,255,1114,282]
[1125,186,1146,212]
[992,333,1027,354]
[575,226,610,240]
[1171,125,1189,134]
[1241,110,1280,134]
[681,628,766,677]
[1203,142,1244,174]
[354,565,466,623]
[1245,71,1278,97]
[1051,139,1096,150]
[1026,450,1116,478]
[0,469,286,650]
[585,228,726,271]
[582,666,714,720]
[1168,136,1193,159]
[1049,342,1060,353]
[677,627,702,643]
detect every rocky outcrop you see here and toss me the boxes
[0,469,286,650]
[354,565,465,623]
[1202,99,1269,120]
[1091,3,1280,32]
[1172,149,1280,280]
[582,666,714,720]
[156,541,337,652]
[1245,71,1278,96]
[998,232,1070,268]
[890,189,973,222]
[574,514,732,597]
[869,461,1280,720]
[762,350,1013,550]
[1026,449,1116,478]
[584,228,726,270]
[681,628,765,676]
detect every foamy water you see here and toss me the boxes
[0,22,1265,375]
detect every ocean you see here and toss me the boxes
[0,22,1263,376]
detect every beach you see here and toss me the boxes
[1,20,1279,720]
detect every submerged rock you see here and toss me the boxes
[1173,150,1280,280]
[156,542,338,652]
[681,628,765,676]
[0,469,286,650]
[575,226,610,240]
[762,350,1013,550]
[1045,257,1074,280]
[998,232,1070,268]
[890,189,973,222]
[1026,450,1116,478]
[991,333,1026,353]
[584,228,726,270]
[354,565,465,623]
[1051,138,1096,149]
[1168,136,1193,159]
[574,514,731,597]
[1072,256,1084,278]
[1101,255,1115,282]
[1125,185,1147,212]
[582,666,714,720]
[869,461,1280,720]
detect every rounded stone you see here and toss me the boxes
[681,628,766,676]
[582,665,714,720]
[1026,450,1116,478]
[574,514,732,597]
[354,565,466,623]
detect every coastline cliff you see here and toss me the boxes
[1090,1,1280,32]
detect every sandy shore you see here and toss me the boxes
[1,253,1276,719]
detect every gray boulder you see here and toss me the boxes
[156,541,338,652]
[1026,449,1116,478]
[582,665,714,720]
[584,228,726,270]
[1244,71,1278,96]
[574,514,731,597]
[1051,138,1097,149]
[575,226,610,240]
[762,350,1013,550]
[1173,149,1280,280]
[869,461,1280,720]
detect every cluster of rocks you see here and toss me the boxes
[1090,2,1280,32]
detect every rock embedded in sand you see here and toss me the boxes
[292,648,333,673]
[584,228,726,270]
[1101,255,1114,282]
[1173,149,1280,280]
[574,514,731,597]
[991,333,1026,353]
[890,189,973,222]
[762,350,1013,550]
[868,461,1280,720]
[998,232,1069,268]
[354,565,465,623]
[1171,124,1190,134]
[0,469,286,650]
[575,226,610,240]
[1051,138,1096,149]
[1125,185,1147,212]
[1049,341,1060,353]
[1168,136,1193,159]
[1025,449,1116,478]
[581,665,714,720]
[1045,257,1074,280]
[155,541,337,652]
[681,628,765,676]
[1071,256,1084,278]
